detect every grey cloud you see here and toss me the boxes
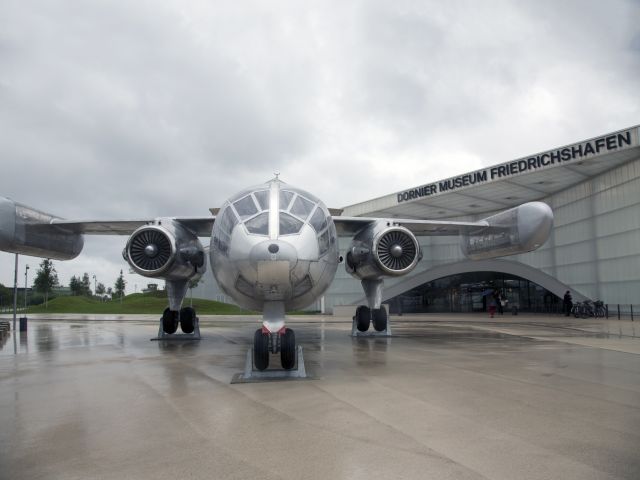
[1,0,639,287]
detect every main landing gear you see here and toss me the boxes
[152,307,201,340]
[352,305,391,336]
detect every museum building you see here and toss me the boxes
[195,125,640,314]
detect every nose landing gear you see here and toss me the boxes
[253,327,297,371]
[233,325,307,383]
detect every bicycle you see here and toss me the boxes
[593,300,606,318]
[572,301,595,319]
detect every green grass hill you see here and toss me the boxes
[26,293,253,315]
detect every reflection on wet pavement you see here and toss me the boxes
[1,314,639,480]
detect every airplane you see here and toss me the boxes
[0,177,553,370]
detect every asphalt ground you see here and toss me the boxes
[1,313,639,480]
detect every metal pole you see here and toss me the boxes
[93,275,97,297]
[631,304,634,321]
[24,265,29,311]
[617,304,621,320]
[12,254,18,331]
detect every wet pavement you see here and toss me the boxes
[1,313,639,480]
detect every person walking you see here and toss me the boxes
[563,290,573,316]
[495,290,504,315]
[487,291,498,318]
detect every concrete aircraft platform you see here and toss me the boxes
[1,313,640,480]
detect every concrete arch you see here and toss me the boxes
[356,259,589,305]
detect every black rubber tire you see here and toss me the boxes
[162,308,179,334]
[180,307,196,333]
[254,329,270,371]
[372,307,388,332]
[355,305,371,332]
[280,328,296,370]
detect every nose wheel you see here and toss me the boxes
[280,328,296,370]
[253,327,297,371]
[253,329,270,371]
[236,327,306,382]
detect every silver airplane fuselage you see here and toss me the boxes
[210,179,339,330]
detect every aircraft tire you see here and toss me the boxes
[280,328,296,370]
[180,307,196,333]
[162,308,179,334]
[254,329,270,371]
[355,305,371,332]
[372,308,387,332]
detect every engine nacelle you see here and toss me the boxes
[461,202,553,260]
[0,197,84,260]
[124,220,206,280]
[346,222,421,280]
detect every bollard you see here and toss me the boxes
[605,304,609,319]
[19,316,27,332]
[618,304,621,320]
[632,305,634,322]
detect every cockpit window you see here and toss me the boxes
[318,230,329,255]
[279,190,294,210]
[213,205,239,256]
[279,212,303,235]
[233,195,258,219]
[245,212,269,235]
[290,196,315,220]
[219,206,238,235]
[309,207,327,232]
[254,190,269,211]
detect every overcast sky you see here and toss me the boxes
[1,0,639,291]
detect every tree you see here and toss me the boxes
[96,283,106,296]
[114,270,126,303]
[0,283,13,311]
[70,274,92,296]
[107,287,113,299]
[69,275,83,296]
[33,259,59,307]
[81,273,91,296]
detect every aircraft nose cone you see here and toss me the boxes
[144,244,158,258]
[390,244,403,258]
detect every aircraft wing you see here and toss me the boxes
[332,216,506,236]
[50,217,216,237]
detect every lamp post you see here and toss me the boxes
[12,254,18,331]
[93,274,97,297]
[24,265,30,311]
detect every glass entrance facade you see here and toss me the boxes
[387,272,561,314]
